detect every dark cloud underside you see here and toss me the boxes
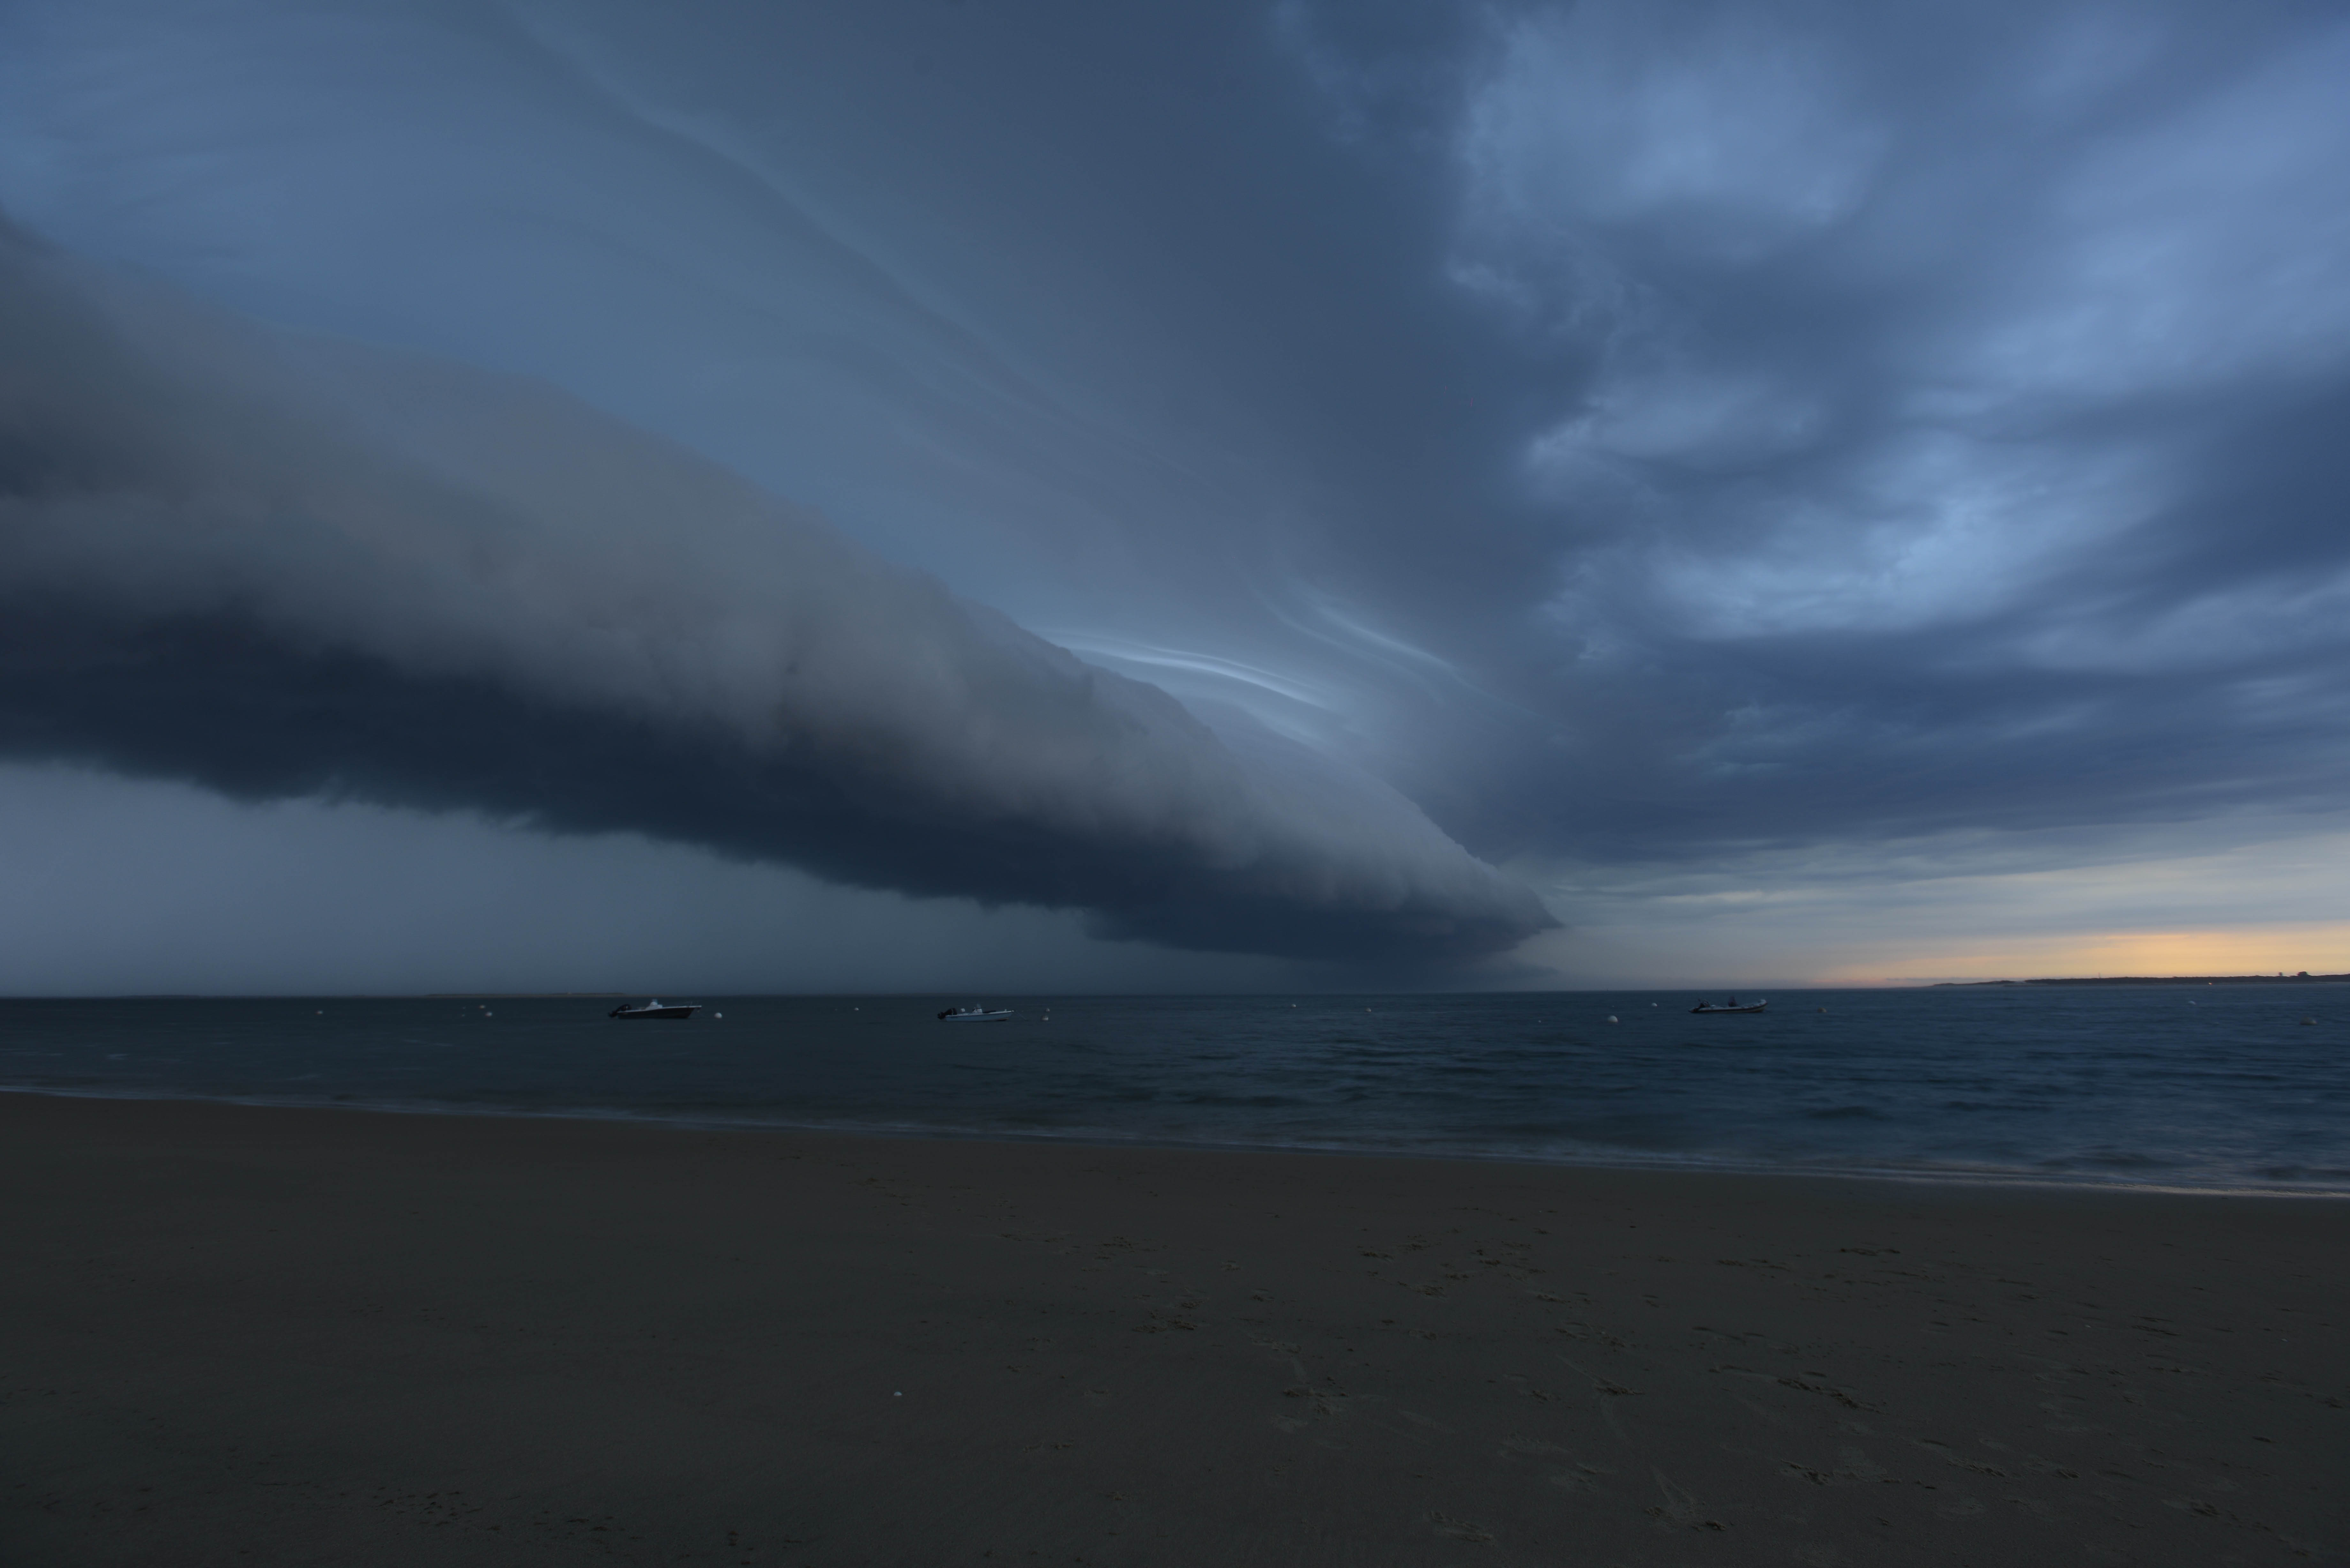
[0,220,1549,964]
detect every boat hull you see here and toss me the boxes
[610,1005,700,1020]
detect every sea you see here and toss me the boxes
[3,986,2345,1195]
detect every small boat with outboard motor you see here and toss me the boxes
[1690,997,1767,1014]
[936,1005,1015,1022]
[609,999,700,1020]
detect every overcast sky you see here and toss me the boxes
[2,0,2346,992]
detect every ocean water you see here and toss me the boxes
[3,987,2345,1194]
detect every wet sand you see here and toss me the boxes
[3,1092,2343,1566]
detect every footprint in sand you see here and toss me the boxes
[1430,1513,1497,1543]
[1646,1468,1727,1532]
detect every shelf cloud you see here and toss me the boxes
[0,219,1552,963]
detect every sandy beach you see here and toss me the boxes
[3,1092,2342,1566]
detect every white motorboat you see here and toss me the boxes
[936,1006,1014,1022]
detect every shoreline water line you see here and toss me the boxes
[8,1082,2346,1202]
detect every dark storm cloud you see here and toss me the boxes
[1375,0,2350,868]
[0,221,1551,962]
[3,0,2348,979]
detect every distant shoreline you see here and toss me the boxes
[1933,972,2349,986]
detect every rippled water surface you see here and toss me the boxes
[4,987,2346,1192]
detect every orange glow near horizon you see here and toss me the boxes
[1814,923,2350,985]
